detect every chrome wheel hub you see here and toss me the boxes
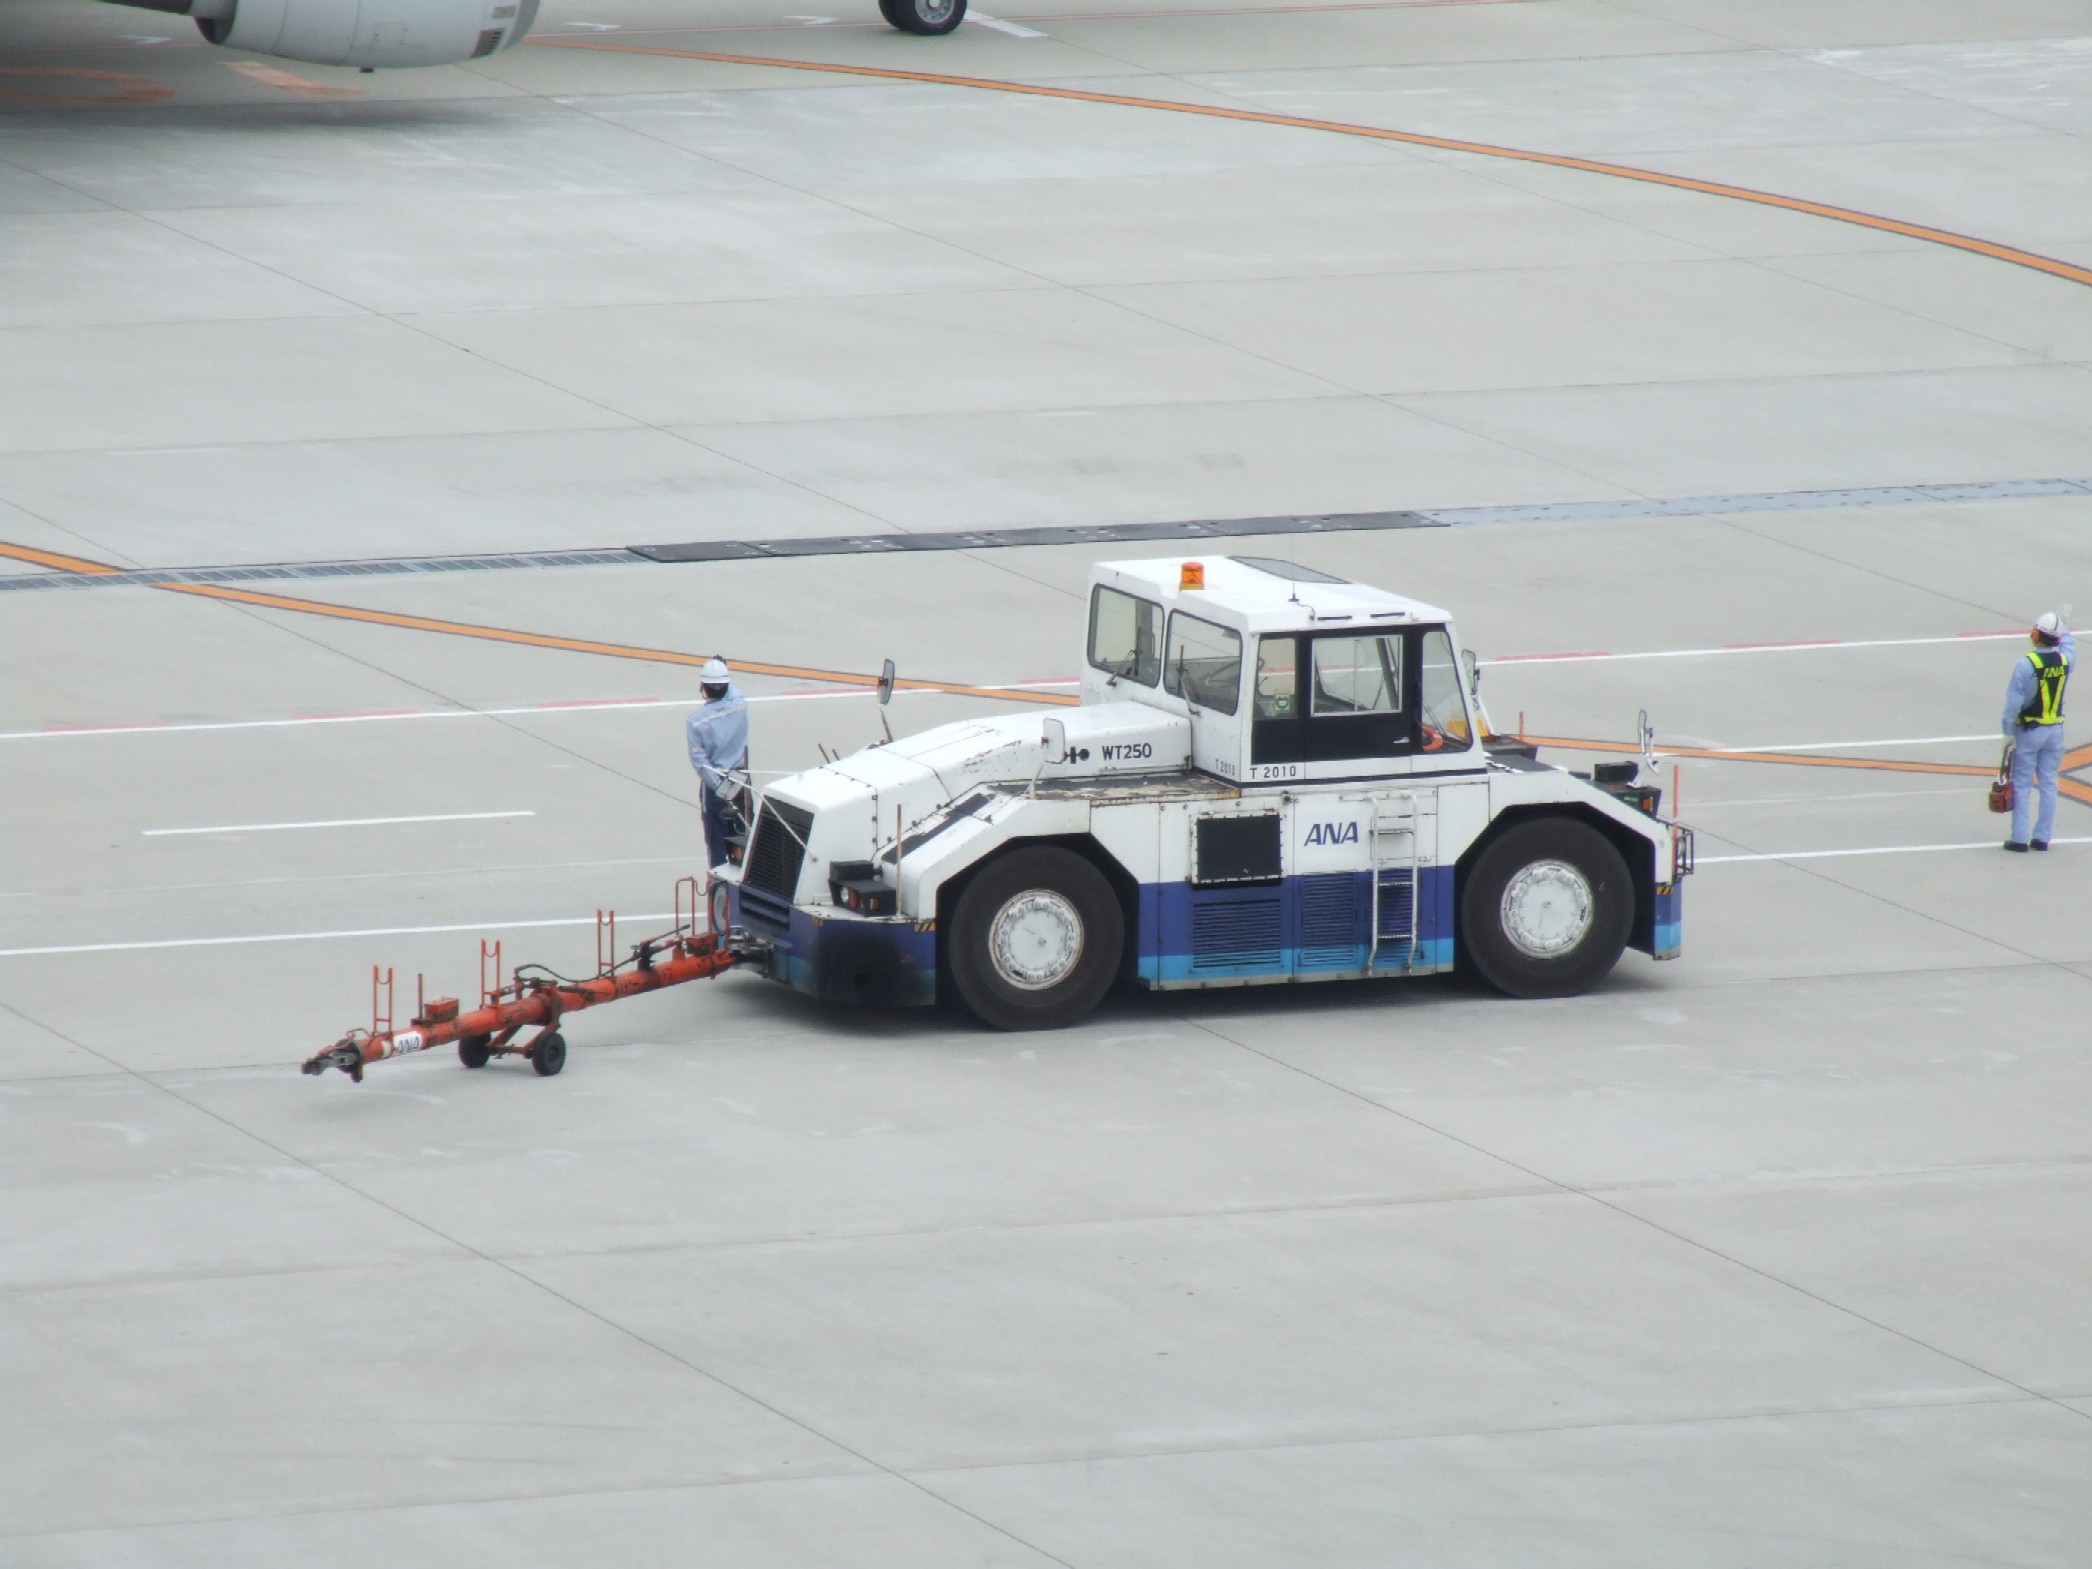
[989,890,1084,990]
[1500,859,1593,959]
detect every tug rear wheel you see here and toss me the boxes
[885,0,965,34]
[530,1030,567,1077]
[1460,818,1631,999]
[457,1034,492,1069]
[950,846,1122,1031]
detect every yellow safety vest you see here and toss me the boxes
[2020,649,2069,726]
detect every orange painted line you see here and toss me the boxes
[1525,734,1994,780]
[220,60,366,98]
[159,582,1080,705]
[0,67,173,109]
[3,534,1075,707]
[0,541,126,576]
[1011,0,1527,17]
[603,0,1530,35]
[531,39,2092,292]
[6,534,2064,769]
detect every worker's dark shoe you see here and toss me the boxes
[2031,839,2050,851]
[2003,841,2030,852]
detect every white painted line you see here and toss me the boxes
[143,810,534,838]
[1703,734,2001,755]
[1483,632,2023,667]
[968,10,1047,33]
[1701,837,2091,865]
[1,681,1080,744]
[0,912,679,960]
[7,694,830,742]
[17,834,2087,953]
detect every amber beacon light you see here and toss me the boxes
[1179,560,1205,590]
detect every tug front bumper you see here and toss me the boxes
[727,884,937,1007]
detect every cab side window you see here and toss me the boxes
[1088,586,1162,686]
[1254,636,1299,718]
[1250,635,1301,765]
[1310,635,1402,716]
[1164,612,1243,715]
[1294,630,1413,763]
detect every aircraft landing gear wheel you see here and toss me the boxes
[1460,818,1631,999]
[457,1034,492,1069]
[950,846,1122,1030]
[530,1030,567,1077]
[886,0,965,35]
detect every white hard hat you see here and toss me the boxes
[2034,612,2063,639]
[702,657,730,683]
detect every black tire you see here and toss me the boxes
[949,846,1122,1030]
[530,1030,567,1077]
[887,0,965,34]
[1460,818,1632,999]
[457,1034,492,1069]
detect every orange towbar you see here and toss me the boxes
[302,878,741,1082]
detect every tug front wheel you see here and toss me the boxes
[883,0,966,34]
[1460,818,1631,999]
[949,846,1122,1031]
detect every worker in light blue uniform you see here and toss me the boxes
[687,657,750,870]
[2002,610,2073,852]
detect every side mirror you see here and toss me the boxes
[1462,647,1480,693]
[874,658,897,745]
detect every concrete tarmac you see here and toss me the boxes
[3,0,2090,1563]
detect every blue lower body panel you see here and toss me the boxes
[1650,880,1683,959]
[728,884,938,1007]
[1135,868,1456,988]
[734,857,1670,1005]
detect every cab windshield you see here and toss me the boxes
[1164,611,1243,715]
[1419,626,1472,746]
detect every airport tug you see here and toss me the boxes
[305,556,1690,1078]
[725,556,1690,1030]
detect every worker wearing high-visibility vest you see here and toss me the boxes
[2002,610,2074,852]
[687,657,750,870]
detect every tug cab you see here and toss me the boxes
[1082,556,1483,783]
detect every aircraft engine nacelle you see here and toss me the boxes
[105,0,540,68]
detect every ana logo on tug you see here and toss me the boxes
[1304,822,1360,846]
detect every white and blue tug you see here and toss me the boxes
[722,556,1691,1029]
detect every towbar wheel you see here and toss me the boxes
[529,1030,567,1077]
[950,847,1122,1030]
